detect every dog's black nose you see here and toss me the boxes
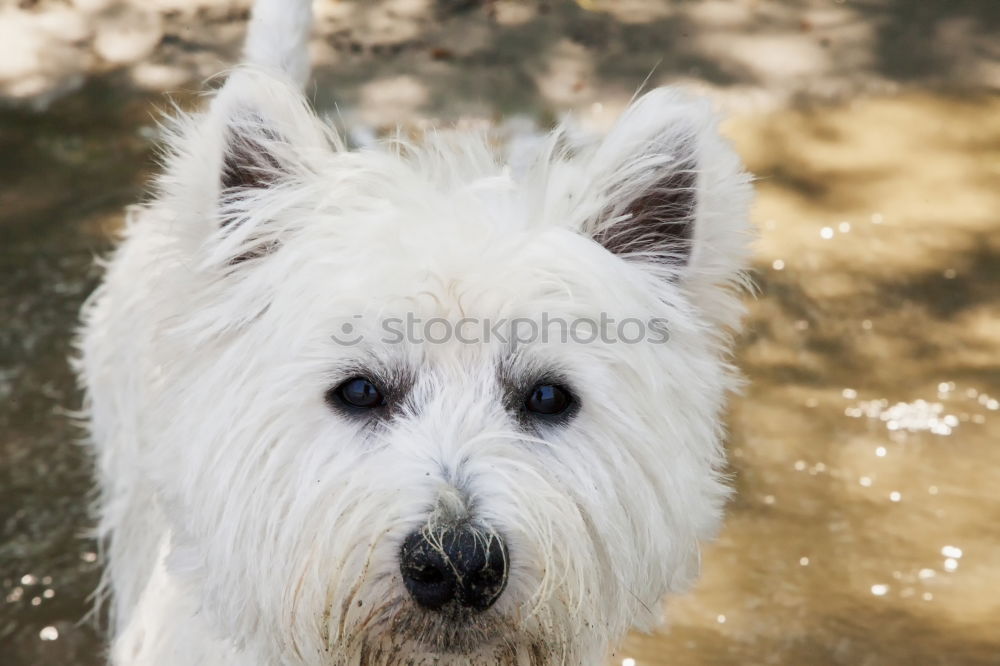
[400,525,508,612]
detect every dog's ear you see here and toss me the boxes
[158,70,334,263]
[219,115,287,199]
[161,70,331,222]
[586,124,698,268]
[566,88,753,290]
[210,71,331,214]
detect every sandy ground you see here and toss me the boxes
[2,0,999,117]
[623,91,1000,665]
[2,1,1000,665]
[5,88,999,665]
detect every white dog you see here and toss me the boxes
[75,0,752,663]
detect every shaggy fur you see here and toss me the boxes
[74,0,753,664]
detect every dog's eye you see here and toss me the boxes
[330,377,386,410]
[524,384,573,416]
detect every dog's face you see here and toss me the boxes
[144,73,751,665]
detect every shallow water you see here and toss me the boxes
[621,94,1000,666]
[0,79,155,664]
[2,79,999,665]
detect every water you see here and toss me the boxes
[1,78,154,664]
[620,94,1000,665]
[3,64,1000,666]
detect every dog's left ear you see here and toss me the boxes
[568,88,753,292]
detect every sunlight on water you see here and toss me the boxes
[846,397,960,435]
[619,93,1000,665]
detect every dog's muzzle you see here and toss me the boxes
[399,524,509,613]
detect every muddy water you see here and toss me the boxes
[2,83,999,665]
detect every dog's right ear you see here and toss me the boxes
[219,114,287,199]
[159,70,333,262]
[211,70,330,216]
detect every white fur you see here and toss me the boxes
[75,1,753,664]
[243,0,314,88]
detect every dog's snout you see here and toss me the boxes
[400,525,508,612]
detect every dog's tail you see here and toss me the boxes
[243,0,314,89]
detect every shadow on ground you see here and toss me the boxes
[2,2,1000,665]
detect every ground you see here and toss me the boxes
[1,1,999,665]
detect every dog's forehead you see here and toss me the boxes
[311,233,679,380]
[307,205,660,317]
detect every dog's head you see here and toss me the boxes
[145,70,752,665]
